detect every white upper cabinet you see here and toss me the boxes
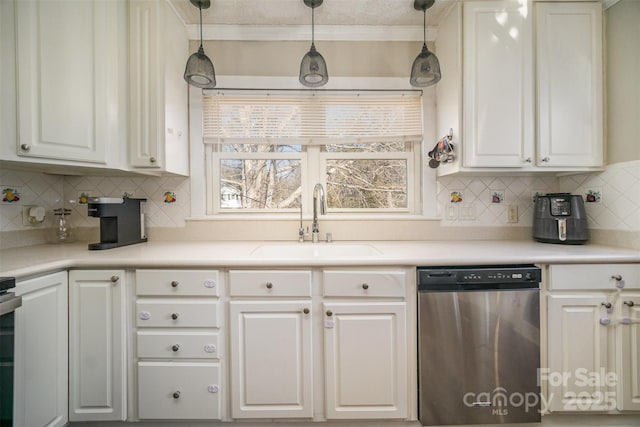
[436,0,604,175]
[129,0,189,175]
[536,1,603,167]
[11,0,127,167]
[462,0,533,168]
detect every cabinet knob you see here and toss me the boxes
[611,275,623,281]
[326,310,333,317]
[173,391,180,399]
[303,308,310,314]
[265,282,273,289]
[172,344,180,352]
[362,283,369,290]
[171,280,179,288]
[524,157,532,163]
[110,276,119,283]
[601,302,612,309]
[171,313,179,320]
[150,157,157,163]
[541,157,550,163]
[20,143,30,151]
[624,301,635,307]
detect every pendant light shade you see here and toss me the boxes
[300,0,328,87]
[184,0,216,89]
[410,0,441,87]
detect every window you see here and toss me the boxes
[203,91,423,214]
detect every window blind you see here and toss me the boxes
[202,91,423,145]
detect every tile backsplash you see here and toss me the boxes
[1,160,639,249]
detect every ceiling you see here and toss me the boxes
[169,0,452,27]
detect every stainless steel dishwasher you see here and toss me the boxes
[417,265,541,426]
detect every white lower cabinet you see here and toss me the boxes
[135,269,222,420]
[546,264,640,414]
[138,362,221,419]
[323,302,407,419]
[13,271,68,427]
[229,300,313,419]
[69,270,127,422]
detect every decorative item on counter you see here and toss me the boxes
[427,129,454,168]
[1,186,21,203]
[49,208,75,243]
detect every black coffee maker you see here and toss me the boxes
[533,193,588,244]
[87,197,147,250]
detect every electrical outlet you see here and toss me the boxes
[445,205,458,220]
[506,204,518,223]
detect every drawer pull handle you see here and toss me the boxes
[110,275,119,283]
[624,301,635,307]
[20,143,30,151]
[541,157,550,163]
[601,302,612,309]
[171,280,179,288]
[326,310,333,317]
[150,156,157,163]
[611,275,623,281]
[266,282,273,289]
[173,391,180,399]
[172,344,180,352]
[171,313,179,320]
[362,283,369,290]
[303,308,310,314]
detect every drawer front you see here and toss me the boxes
[137,330,219,359]
[136,270,219,296]
[323,270,406,297]
[229,270,312,297]
[136,299,219,327]
[548,264,640,290]
[138,362,221,420]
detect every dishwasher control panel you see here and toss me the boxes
[417,265,541,291]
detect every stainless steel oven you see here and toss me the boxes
[417,265,541,425]
[0,277,21,427]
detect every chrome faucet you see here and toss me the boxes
[312,183,326,243]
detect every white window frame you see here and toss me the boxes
[188,76,438,220]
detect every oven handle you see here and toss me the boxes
[0,294,22,316]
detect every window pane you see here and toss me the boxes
[324,141,406,153]
[326,159,407,209]
[220,159,301,209]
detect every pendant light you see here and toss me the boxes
[410,0,441,87]
[299,0,328,87]
[184,0,216,89]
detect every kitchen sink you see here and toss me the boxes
[251,243,383,258]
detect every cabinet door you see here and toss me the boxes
[14,272,68,427]
[618,293,640,411]
[129,0,189,174]
[69,270,126,421]
[536,2,603,167]
[229,301,312,418]
[462,0,533,167]
[323,302,407,419]
[15,0,124,164]
[547,294,611,412]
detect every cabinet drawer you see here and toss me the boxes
[136,270,219,296]
[548,264,640,290]
[323,270,406,297]
[138,362,221,420]
[137,330,219,359]
[136,299,219,327]
[229,270,312,297]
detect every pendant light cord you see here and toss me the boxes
[422,8,426,47]
[311,4,315,46]
[199,4,204,48]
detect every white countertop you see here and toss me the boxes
[1,240,638,279]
